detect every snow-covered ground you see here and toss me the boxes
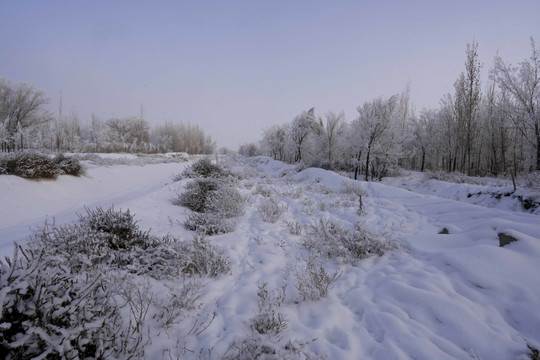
[382,171,540,215]
[1,156,539,359]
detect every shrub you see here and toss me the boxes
[0,152,57,179]
[206,185,245,218]
[182,157,225,179]
[250,283,288,336]
[184,212,236,235]
[257,196,286,223]
[0,152,83,179]
[285,220,303,235]
[176,178,244,234]
[0,246,142,360]
[294,256,341,302]
[31,206,231,280]
[175,178,220,212]
[303,218,400,263]
[54,153,84,176]
[221,335,322,360]
[177,235,231,277]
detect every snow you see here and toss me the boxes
[1,155,539,359]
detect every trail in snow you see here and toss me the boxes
[0,162,188,257]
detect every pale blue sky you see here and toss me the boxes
[1,0,539,149]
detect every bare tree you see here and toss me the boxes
[454,40,482,174]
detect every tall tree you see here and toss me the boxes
[454,40,482,174]
[492,37,540,171]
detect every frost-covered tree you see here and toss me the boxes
[261,124,287,161]
[492,37,540,171]
[454,40,482,175]
[351,95,399,181]
[289,108,319,163]
[410,109,437,171]
[0,78,52,150]
[319,111,345,168]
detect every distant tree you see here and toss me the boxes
[238,142,260,157]
[103,117,149,152]
[352,95,399,181]
[290,108,318,163]
[492,37,540,171]
[410,109,437,171]
[0,78,52,150]
[261,124,287,161]
[320,111,345,168]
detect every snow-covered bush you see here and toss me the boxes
[184,212,236,235]
[285,220,303,235]
[257,196,286,223]
[0,246,143,360]
[175,178,220,212]
[206,185,245,218]
[177,235,231,277]
[519,171,540,190]
[303,218,399,263]
[31,206,231,280]
[254,184,273,197]
[54,153,84,176]
[294,256,341,302]
[340,180,366,196]
[0,152,83,179]
[176,177,244,234]
[0,152,58,179]
[250,283,288,336]
[221,335,322,360]
[182,157,226,179]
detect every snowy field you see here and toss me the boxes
[1,155,539,359]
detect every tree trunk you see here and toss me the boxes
[420,148,426,172]
[536,124,540,171]
[364,145,371,181]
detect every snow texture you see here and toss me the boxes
[1,155,539,359]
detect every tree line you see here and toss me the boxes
[0,79,215,154]
[245,38,540,179]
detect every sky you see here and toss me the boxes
[1,0,539,149]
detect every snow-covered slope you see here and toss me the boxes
[383,172,540,215]
[1,156,539,359]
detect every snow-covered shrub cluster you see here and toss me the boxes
[181,157,227,179]
[222,282,323,360]
[0,152,76,179]
[249,282,288,336]
[0,245,139,359]
[518,171,540,190]
[54,153,84,176]
[257,195,287,223]
[0,207,230,359]
[424,170,490,185]
[176,178,220,212]
[0,152,84,179]
[294,256,341,302]
[303,218,399,264]
[175,159,245,235]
